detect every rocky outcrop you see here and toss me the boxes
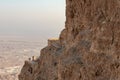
[19,0,120,80]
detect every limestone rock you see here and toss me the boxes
[19,0,120,80]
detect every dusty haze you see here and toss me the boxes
[0,0,65,80]
[0,0,65,38]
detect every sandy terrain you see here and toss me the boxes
[0,36,46,80]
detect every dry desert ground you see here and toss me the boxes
[0,36,46,80]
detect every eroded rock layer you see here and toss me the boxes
[19,0,120,80]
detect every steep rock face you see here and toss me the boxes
[19,0,120,80]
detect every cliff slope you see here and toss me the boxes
[19,0,120,80]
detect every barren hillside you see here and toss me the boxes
[19,0,120,80]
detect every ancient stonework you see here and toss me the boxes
[19,0,120,80]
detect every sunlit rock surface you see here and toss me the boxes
[19,0,120,80]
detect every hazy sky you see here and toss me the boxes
[0,0,65,38]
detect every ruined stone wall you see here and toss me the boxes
[19,0,120,80]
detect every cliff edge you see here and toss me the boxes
[19,0,120,80]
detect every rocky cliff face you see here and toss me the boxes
[19,0,120,80]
